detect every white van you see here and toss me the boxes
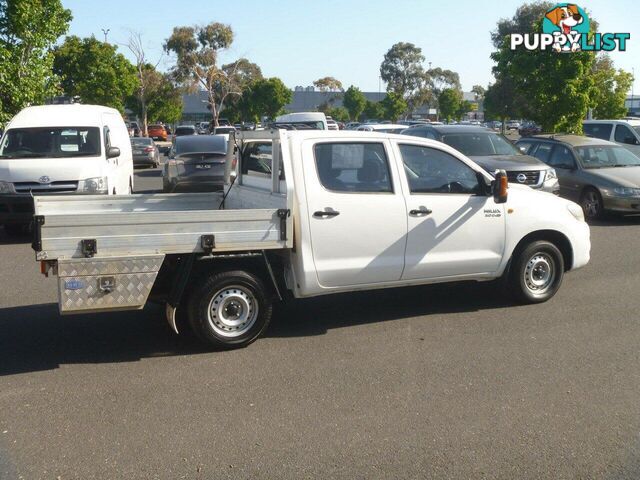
[275,112,329,130]
[583,119,640,157]
[0,104,134,235]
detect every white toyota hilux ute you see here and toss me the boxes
[32,129,590,349]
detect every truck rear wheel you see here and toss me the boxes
[3,223,27,237]
[188,270,273,349]
[509,240,564,304]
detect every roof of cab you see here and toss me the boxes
[527,134,618,147]
[8,104,121,129]
[584,118,640,127]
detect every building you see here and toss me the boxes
[179,88,483,123]
[626,95,640,117]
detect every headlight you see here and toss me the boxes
[78,176,108,194]
[544,169,557,182]
[610,187,640,197]
[0,181,16,194]
[567,203,585,222]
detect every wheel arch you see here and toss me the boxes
[510,230,573,273]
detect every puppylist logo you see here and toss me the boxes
[511,3,630,53]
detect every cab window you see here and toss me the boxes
[314,142,392,193]
[399,144,481,194]
[614,125,637,144]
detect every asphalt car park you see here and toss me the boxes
[1,168,640,477]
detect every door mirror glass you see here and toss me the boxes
[625,136,639,145]
[106,146,120,159]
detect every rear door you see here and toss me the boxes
[395,141,505,280]
[614,124,640,157]
[302,139,407,288]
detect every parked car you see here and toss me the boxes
[401,125,559,194]
[172,125,197,143]
[357,123,407,134]
[519,122,543,137]
[197,121,210,135]
[130,121,141,137]
[516,134,640,220]
[211,126,236,135]
[33,129,591,349]
[147,124,168,141]
[275,112,330,130]
[345,122,361,130]
[583,119,640,158]
[0,104,134,235]
[506,120,521,131]
[131,137,160,169]
[163,135,227,193]
[326,116,339,131]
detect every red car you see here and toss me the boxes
[148,124,168,141]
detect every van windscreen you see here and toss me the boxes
[0,127,101,159]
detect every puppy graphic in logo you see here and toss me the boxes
[545,4,584,52]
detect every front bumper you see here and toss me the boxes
[570,220,591,271]
[602,195,640,214]
[0,194,35,224]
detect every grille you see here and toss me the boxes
[507,171,540,186]
[13,181,78,193]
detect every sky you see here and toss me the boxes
[61,0,640,94]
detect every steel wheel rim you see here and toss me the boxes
[523,253,555,295]
[207,285,258,338]
[582,191,600,218]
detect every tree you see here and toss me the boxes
[490,2,595,132]
[249,77,292,120]
[380,42,429,113]
[326,106,350,123]
[126,32,162,136]
[127,70,183,125]
[484,77,521,133]
[362,100,385,121]
[0,0,72,124]
[590,55,633,119]
[380,92,407,121]
[456,100,473,121]
[471,85,486,102]
[438,88,462,122]
[53,36,138,113]
[343,86,367,121]
[313,76,343,92]
[164,22,252,127]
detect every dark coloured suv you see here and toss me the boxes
[516,134,640,220]
[401,125,559,193]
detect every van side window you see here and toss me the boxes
[398,144,481,194]
[103,126,111,151]
[583,123,612,140]
[314,142,392,193]
[614,125,636,144]
[241,142,285,180]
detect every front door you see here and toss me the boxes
[302,139,407,288]
[395,142,506,280]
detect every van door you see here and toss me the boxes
[302,139,407,287]
[395,142,505,280]
[614,124,640,157]
[102,113,131,194]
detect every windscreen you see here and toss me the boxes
[0,127,101,158]
[575,145,640,169]
[441,132,520,156]
[175,127,195,136]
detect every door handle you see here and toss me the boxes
[409,208,432,216]
[313,210,340,218]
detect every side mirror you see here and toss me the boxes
[106,146,120,159]
[492,169,508,204]
[518,146,528,153]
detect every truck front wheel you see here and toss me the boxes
[188,270,273,349]
[509,240,564,304]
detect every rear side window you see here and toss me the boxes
[314,142,392,193]
[583,123,612,140]
[530,143,554,164]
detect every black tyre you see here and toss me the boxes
[509,240,564,304]
[580,188,603,221]
[188,270,273,349]
[3,223,27,237]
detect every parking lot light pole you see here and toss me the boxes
[101,29,110,44]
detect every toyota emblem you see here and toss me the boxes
[39,176,50,184]
[516,173,527,183]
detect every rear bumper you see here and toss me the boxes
[166,177,225,193]
[133,155,157,166]
[0,194,35,224]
